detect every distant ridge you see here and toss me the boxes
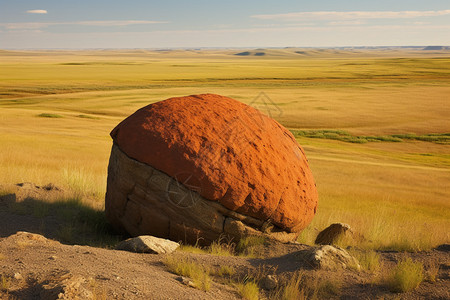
[234,51,266,56]
[423,46,449,50]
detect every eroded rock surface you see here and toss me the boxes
[115,236,179,254]
[106,94,318,244]
[302,245,361,271]
[315,223,353,245]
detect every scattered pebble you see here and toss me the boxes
[177,276,196,288]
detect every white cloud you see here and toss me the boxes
[76,20,166,26]
[252,10,450,21]
[328,20,366,26]
[0,20,167,30]
[26,10,47,14]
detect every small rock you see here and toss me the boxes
[16,182,36,189]
[115,235,180,254]
[177,276,196,288]
[14,273,23,280]
[49,256,58,260]
[435,244,450,252]
[42,183,60,191]
[315,223,353,245]
[303,245,360,271]
[261,275,278,290]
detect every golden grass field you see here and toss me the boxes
[0,48,449,251]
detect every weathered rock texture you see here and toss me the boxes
[106,94,318,244]
[315,223,353,245]
[115,236,179,254]
[302,245,361,271]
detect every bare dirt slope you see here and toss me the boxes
[1,183,449,300]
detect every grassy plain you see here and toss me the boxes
[0,48,449,251]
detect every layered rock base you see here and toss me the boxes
[106,144,297,245]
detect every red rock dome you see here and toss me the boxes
[110,94,318,233]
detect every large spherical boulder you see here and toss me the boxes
[105,94,318,245]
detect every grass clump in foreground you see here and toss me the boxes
[271,271,341,300]
[386,257,424,292]
[179,237,235,257]
[236,235,266,257]
[180,235,266,258]
[208,238,235,256]
[164,256,212,291]
[37,113,64,118]
[234,281,259,300]
[348,249,381,273]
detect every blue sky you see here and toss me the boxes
[0,0,449,49]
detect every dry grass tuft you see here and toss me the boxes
[424,262,440,283]
[386,257,424,292]
[236,235,266,257]
[234,281,259,300]
[349,249,381,273]
[179,244,208,254]
[164,256,211,291]
[1,274,11,293]
[208,238,235,256]
[215,265,236,277]
[270,271,342,300]
[275,271,304,300]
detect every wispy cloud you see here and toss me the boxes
[26,10,47,14]
[252,10,450,21]
[328,20,366,26]
[0,20,167,30]
[76,20,165,26]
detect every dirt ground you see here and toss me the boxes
[0,183,449,299]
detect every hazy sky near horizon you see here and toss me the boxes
[1,0,449,49]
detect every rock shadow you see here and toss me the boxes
[0,191,123,248]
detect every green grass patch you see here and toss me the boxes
[77,114,101,120]
[392,133,450,144]
[290,130,450,144]
[37,113,63,118]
